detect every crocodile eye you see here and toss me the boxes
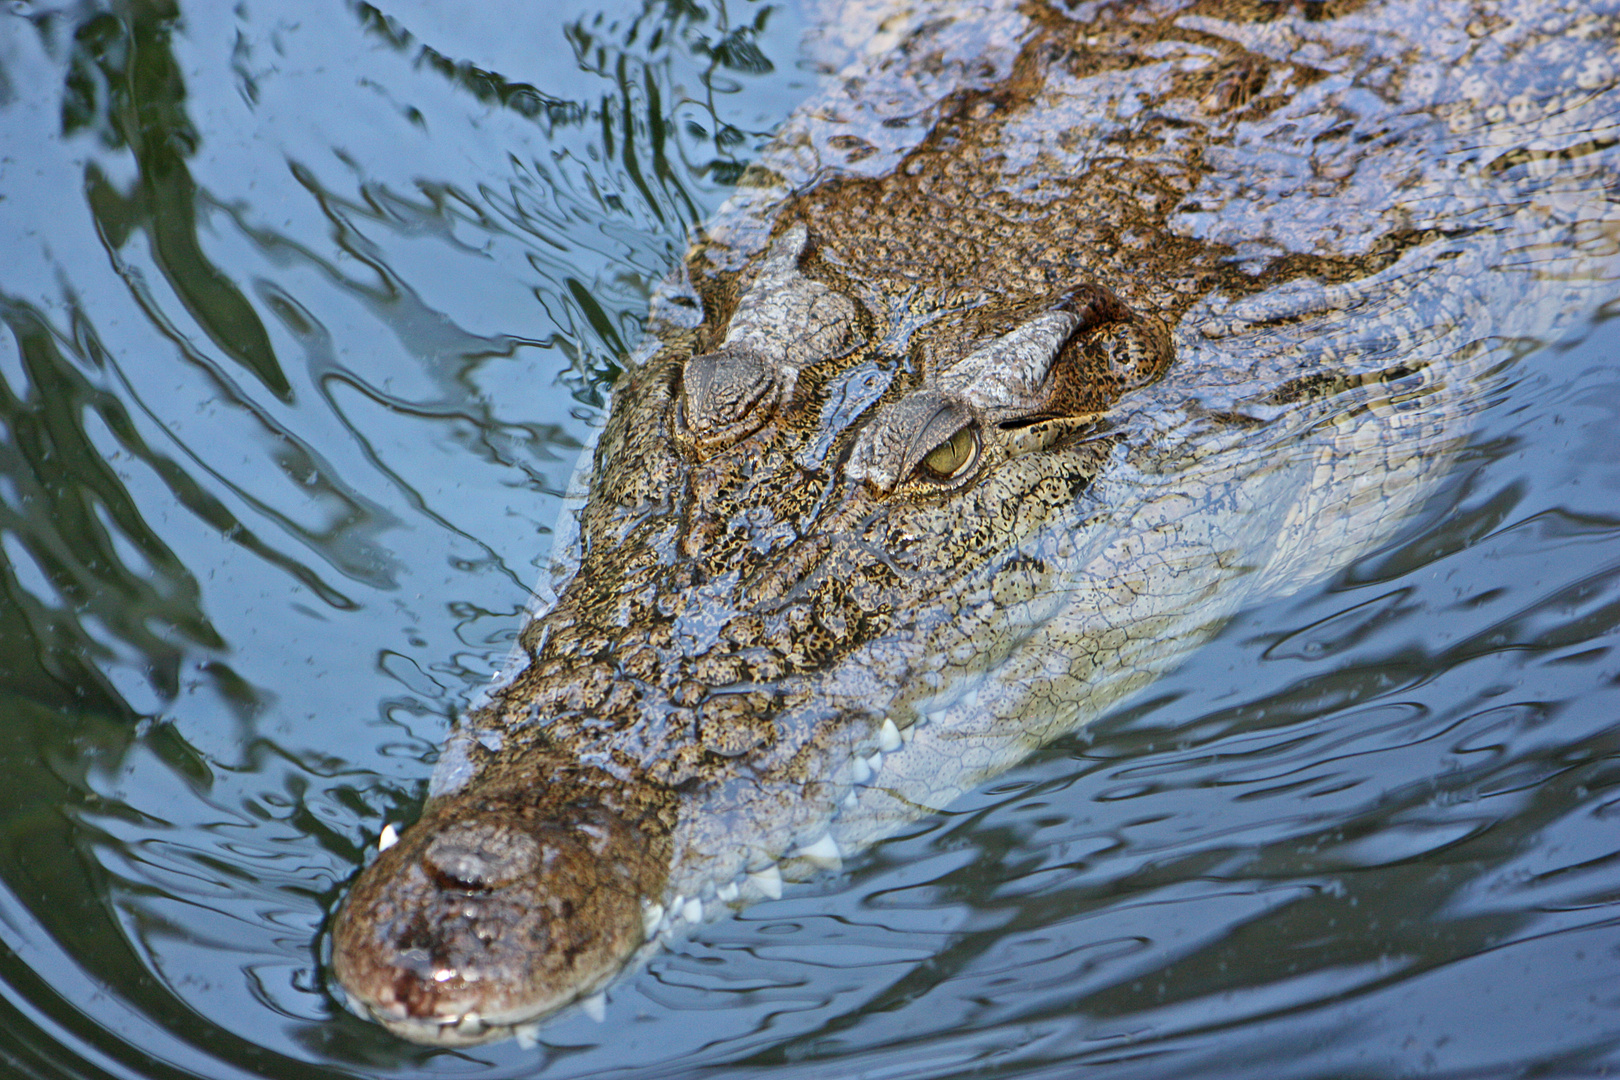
[917,424,979,482]
[845,392,979,493]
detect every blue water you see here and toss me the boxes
[1,2,1619,1077]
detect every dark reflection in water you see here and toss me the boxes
[1,0,1619,1078]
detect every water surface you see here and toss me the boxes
[2,1,1619,1077]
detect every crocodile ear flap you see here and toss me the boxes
[679,224,860,454]
[936,285,1170,420]
[1041,306,1173,415]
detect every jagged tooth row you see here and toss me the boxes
[378,705,929,1051]
[518,710,928,1054]
[639,873,776,944]
[628,709,926,973]
[641,900,664,939]
[792,832,843,872]
[512,707,944,1055]
[748,863,783,899]
[665,894,686,936]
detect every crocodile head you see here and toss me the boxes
[325,0,1620,1045]
[325,0,1504,1038]
[329,216,1176,1043]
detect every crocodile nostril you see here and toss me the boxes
[421,821,541,891]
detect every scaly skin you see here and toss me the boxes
[331,0,1620,1045]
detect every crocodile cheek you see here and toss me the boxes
[331,808,652,1045]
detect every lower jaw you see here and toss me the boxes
[368,996,568,1047]
[378,1011,522,1047]
[336,982,566,1047]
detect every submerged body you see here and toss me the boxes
[331,0,1620,1045]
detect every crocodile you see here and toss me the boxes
[329,0,1620,1046]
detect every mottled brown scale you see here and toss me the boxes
[332,0,1620,1046]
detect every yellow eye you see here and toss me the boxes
[918,424,979,481]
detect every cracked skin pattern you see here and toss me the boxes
[331,0,1620,1045]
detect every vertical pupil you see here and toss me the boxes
[923,426,975,479]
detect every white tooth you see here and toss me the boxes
[514,1022,541,1049]
[901,722,915,743]
[580,992,606,1023]
[641,902,664,939]
[867,751,882,774]
[878,718,902,752]
[844,790,858,809]
[670,895,686,922]
[456,1014,483,1035]
[749,864,783,899]
[378,823,399,851]
[717,882,738,902]
[796,833,842,871]
[682,896,703,923]
[851,756,872,784]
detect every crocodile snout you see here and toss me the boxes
[331,789,663,1045]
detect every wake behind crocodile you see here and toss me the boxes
[330,0,1620,1046]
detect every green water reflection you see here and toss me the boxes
[1,1,1620,1078]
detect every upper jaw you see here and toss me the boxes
[355,991,567,1047]
[334,924,625,1046]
